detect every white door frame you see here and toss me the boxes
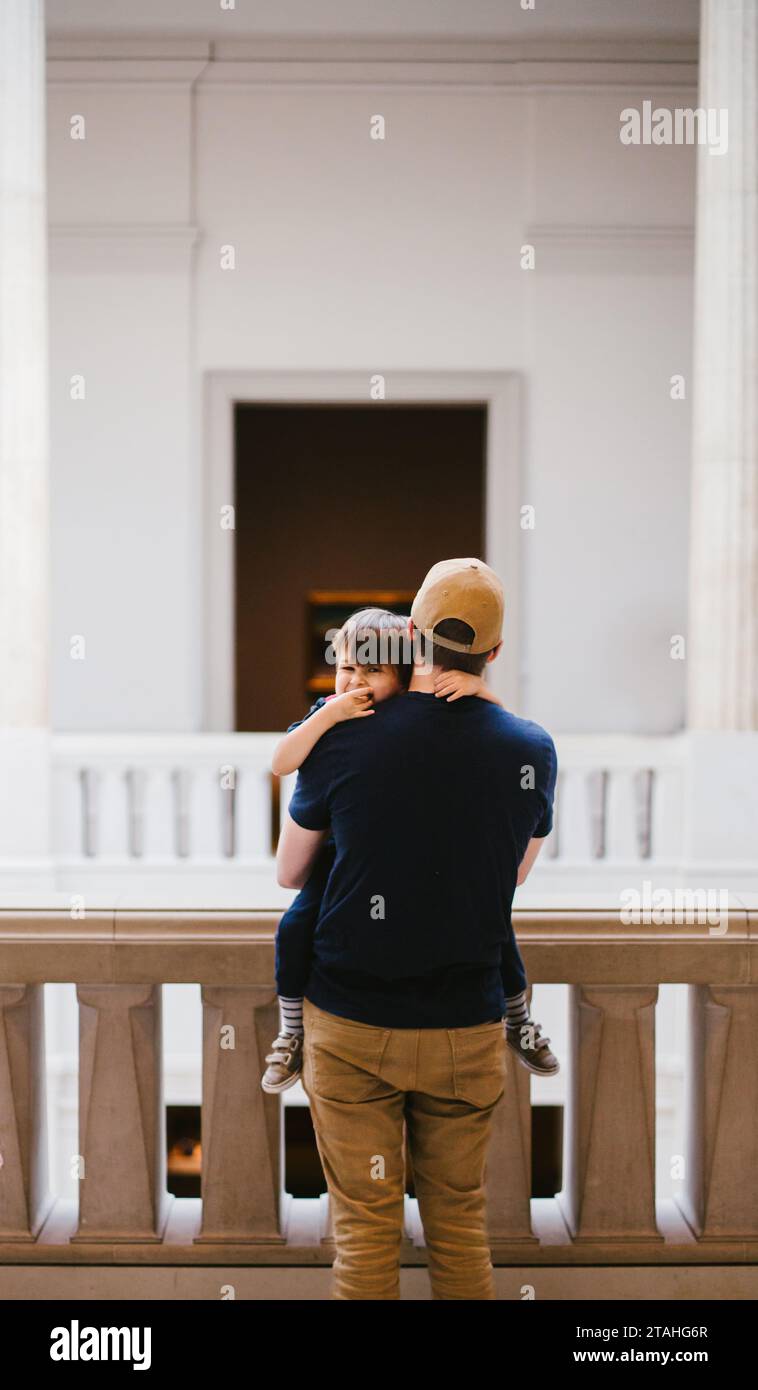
[203,370,521,730]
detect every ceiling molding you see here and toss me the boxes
[195,62,697,92]
[46,36,698,62]
[46,35,698,89]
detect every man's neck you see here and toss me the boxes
[408,665,441,693]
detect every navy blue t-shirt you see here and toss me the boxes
[286,690,557,1028]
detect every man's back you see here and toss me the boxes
[288,689,556,1026]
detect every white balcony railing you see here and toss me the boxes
[50,732,690,899]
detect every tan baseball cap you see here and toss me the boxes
[410,557,505,654]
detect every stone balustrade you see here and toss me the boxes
[0,903,757,1279]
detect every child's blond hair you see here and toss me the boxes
[330,608,413,690]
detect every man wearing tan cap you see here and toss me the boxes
[410,554,506,659]
[277,557,557,1300]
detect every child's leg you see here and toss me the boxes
[274,842,335,1043]
[279,995,304,1037]
[501,925,559,1072]
[504,988,530,1028]
[263,857,326,1090]
[501,925,535,1025]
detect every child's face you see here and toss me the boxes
[334,654,402,704]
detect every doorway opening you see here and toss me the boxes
[234,403,486,731]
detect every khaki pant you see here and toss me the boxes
[301,996,507,1300]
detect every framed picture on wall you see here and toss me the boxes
[306,590,414,694]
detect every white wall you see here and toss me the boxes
[46,36,696,735]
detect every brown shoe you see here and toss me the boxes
[261,1031,304,1093]
[506,1020,560,1076]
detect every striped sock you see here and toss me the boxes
[279,996,304,1036]
[505,990,530,1028]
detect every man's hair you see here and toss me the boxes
[331,608,414,689]
[425,618,494,676]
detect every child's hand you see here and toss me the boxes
[327,687,375,721]
[434,671,484,702]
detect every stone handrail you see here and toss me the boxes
[1,903,756,1266]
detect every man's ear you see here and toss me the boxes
[486,640,503,664]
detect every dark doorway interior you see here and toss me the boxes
[234,403,486,731]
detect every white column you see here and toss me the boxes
[687,0,758,730]
[0,0,53,879]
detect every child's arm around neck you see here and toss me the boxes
[271,689,375,777]
[432,670,503,706]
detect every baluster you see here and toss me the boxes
[195,986,285,1244]
[72,984,170,1243]
[218,763,237,858]
[678,984,758,1239]
[172,768,191,858]
[125,768,146,858]
[557,984,662,1243]
[79,767,98,857]
[0,985,52,1240]
[634,768,654,859]
[586,770,608,859]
